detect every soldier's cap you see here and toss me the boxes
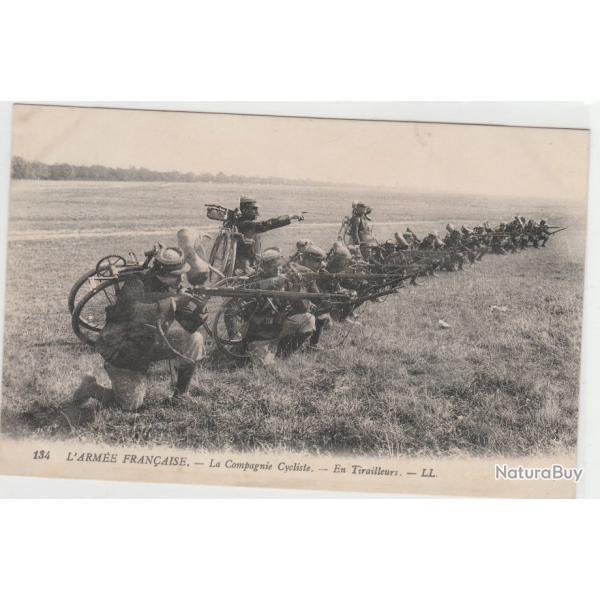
[261,248,282,263]
[446,223,455,232]
[330,241,352,259]
[154,247,190,275]
[302,245,326,259]
[240,196,260,209]
[296,238,312,250]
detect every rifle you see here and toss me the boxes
[313,285,403,320]
[156,286,353,362]
[288,271,415,283]
[548,227,568,236]
[187,286,352,302]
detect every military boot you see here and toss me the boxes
[171,364,197,402]
[278,332,312,357]
[71,375,99,406]
[66,375,109,427]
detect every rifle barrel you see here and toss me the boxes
[298,272,413,281]
[189,287,351,301]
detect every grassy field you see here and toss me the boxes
[0,180,586,457]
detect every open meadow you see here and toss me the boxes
[0,180,587,457]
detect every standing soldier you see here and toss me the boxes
[70,246,209,414]
[348,202,377,260]
[233,196,305,273]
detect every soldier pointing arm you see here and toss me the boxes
[234,196,304,273]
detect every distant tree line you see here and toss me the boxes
[10,155,324,186]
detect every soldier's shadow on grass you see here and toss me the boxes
[9,400,98,437]
[202,351,246,372]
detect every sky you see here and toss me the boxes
[11,104,590,202]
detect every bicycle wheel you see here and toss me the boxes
[68,268,98,314]
[225,238,237,277]
[200,275,250,339]
[95,254,126,277]
[208,231,232,282]
[68,265,144,314]
[337,216,352,246]
[211,297,253,359]
[71,277,133,346]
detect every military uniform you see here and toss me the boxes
[243,249,316,365]
[393,232,411,250]
[326,241,353,274]
[288,245,339,348]
[536,220,550,247]
[405,228,421,247]
[233,197,297,273]
[347,203,377,260]
[460,225,486,263]
[491,223,514,254]
[443,225,466,271]
[72,247,206,411]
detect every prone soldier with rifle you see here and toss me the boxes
[197,245,414,363]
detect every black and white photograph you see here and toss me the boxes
[0,104,589,497]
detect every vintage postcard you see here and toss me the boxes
[0,104,589,497]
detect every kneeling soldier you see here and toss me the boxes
[288,244,335,349]
[244,249,316,365]
[71,246,208,412]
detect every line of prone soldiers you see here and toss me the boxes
[347,203,553,274]
[221,210,554,364]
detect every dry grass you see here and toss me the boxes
[0,181,586,456]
